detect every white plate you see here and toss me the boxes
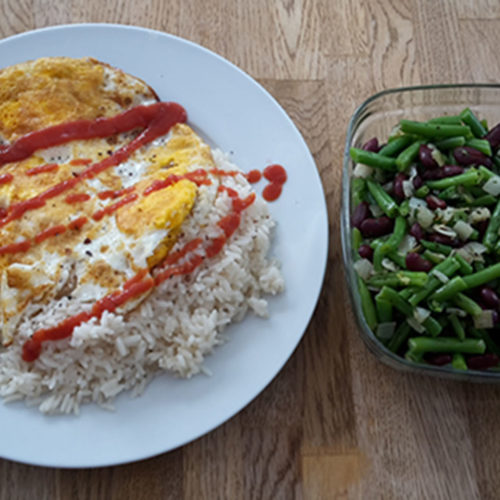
[0,24,328,468]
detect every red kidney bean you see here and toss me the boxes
[480,287,500,310]
[362,137,380,152]
[409,222,425,242]
[358,244,374,261]
[405,252,433,272]
[476,219,489,239]
[426,233,460,247]
[359,216,394,238]
[393,173,407,201]
[419,144,439,169]
[467,354,500,370]
[425,195,447,210]
[493,310,499,325]
[352,202,370,229]
[453,146,493,169]
[442,165,465,177]
[486,123,500,150]
[422,168,443,180]
[425,353,453,366]
[412,175,423,189]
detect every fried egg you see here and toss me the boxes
[0,57,217,345]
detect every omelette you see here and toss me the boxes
[0,57,216,346]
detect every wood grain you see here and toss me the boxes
[3,1,500,499]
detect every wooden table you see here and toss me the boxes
[2,1,500,498]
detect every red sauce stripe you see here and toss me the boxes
[98,186,135,200]
[246,170,262,183]
[68,216,88,231]
[70,158,92,166]
[25,163,58,176]
[92,193,138,221]
[0,173,13,185]
[65,193,91,204]
[0,239,31,255]
[34,225,66,244]
[164,238,203,266]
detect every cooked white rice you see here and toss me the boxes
[0,151,284,414]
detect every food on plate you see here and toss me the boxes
[0,57,285,413]
[349,108,500,371]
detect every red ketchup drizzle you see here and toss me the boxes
[34,225,66,244]
[69,158,92,166]
[25,163,58,176]
[0,173,13,185]
[0,240,31,255]
[68,216,88,231]
[65,193,91,204]
[262,164,287,202]
[97,186,135,200]
[92,193,138,221]
[0,102,186,227]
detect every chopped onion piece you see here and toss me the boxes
[431,269,449,284]
[413,307,431,324]
[445,307,467,318]
[398,235,417,254]
[430,145,445,166]
[382,258,397,272]
[456,242,487,263]
[382,181,393,193]
[376,322,396,340]
[453,220,474,241]
[402,180,414,198]
[416,206,434,229]
[433,224,456,238]
[474,310,494,329]
[469,207,491,224]
[353,163,373,178]
[370,204,384,217]
[407,317,425,333]
[483,175,500,196]
[435,207,456,224]
[409,196,427,210]
[354,258,374,280]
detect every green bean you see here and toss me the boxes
[431,276,467,301]
[428,115,463,125]
[470,195,497,207]
[420,240,452,255]
[466,138,492,156]
[377,286,413,316]
[426,168,481,190]
[400,120,473,139]
[461,262,500,289]
[386,251,406,268]
[399,199,410,217]
[423,250,446,264]
[453,293,482,316]
[378,135,413,157]
[483,200,500,250]
[474,261,485,272]
[375,296,393,323]
[415,185,430,198]
[478,165,496,181]
[380,216,406,253]
[407,336,486,355]
[437,186,459,201]
[471,328,500,357]
[449,314,466,341]
[408,256,460,306]
[395,140,424,172]
[351,177,366,207]
[352,227,363,252]
[435,136,466,150]
[358,276,377,330]
[460,108,487,138]
[366,179,399,217]
[452,353,468,370]
[455,253,473,275]
[350,147,397,171]
[387,322,411,353]
[422,315,443,337]
[399,287,414,299]
[367,271,428,288]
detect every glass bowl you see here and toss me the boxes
[341,84,500,381]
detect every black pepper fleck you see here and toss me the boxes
[85,250,93,257]
[84,238,91,244]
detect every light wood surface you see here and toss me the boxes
[2,1,500,499]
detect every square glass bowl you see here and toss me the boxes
[341,84,500,381]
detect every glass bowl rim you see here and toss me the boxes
[342,83,500,381]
